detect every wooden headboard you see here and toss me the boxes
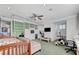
[0,34,10,39]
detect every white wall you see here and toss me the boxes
[36,25,44,38]
[76,15,79,33]
[29,28,35,40]
[44,22,57,41]
[44,23,51,38]
[51,24,57,41]
[43,15,78,41]
[66,15,77,40]
[24,14,79,41]
[25,25,44,40]
[25,28,36,40]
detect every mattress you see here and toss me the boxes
[0,38,20,46]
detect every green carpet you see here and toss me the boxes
[33,39,74,55]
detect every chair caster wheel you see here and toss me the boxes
[55,44,57,46]
[66,51,68,53]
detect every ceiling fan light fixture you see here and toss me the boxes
[30,13,43,20]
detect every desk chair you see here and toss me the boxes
[65,40,77,55]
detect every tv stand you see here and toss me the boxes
[40,37,51,43]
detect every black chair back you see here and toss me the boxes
[65,40,77,48]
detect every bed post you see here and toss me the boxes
[28,40,31,55]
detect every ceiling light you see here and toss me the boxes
[8,7,11,10]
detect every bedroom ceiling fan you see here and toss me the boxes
[30,13,44,20]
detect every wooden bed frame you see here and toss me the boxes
[0,35,31,55]
[0,41,31,55]
[0,35,11,39]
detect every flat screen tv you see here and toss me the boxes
[44,28,51,32]
[31,30,34,34]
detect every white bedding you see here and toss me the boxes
[0,38,20,46]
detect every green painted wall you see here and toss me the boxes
[12,21,29,37]
[24,22,29,29]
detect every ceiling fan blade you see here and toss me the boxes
[38,15,43,17]
[38,17,42,20]
[33,13,37,17]
[29,16,35,18]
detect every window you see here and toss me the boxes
[63,25,65,29]
[59,24,66,29]
[60,25,63,29]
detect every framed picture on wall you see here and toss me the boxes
[2,27,8,32]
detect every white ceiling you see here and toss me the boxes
[0,4,79,23]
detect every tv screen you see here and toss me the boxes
[31,30,34,33]
[44,28,51,32]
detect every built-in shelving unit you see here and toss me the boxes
[0,16,38,38]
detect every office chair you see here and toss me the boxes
[65,40,77,55]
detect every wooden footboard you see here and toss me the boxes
[0,41,31,55]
